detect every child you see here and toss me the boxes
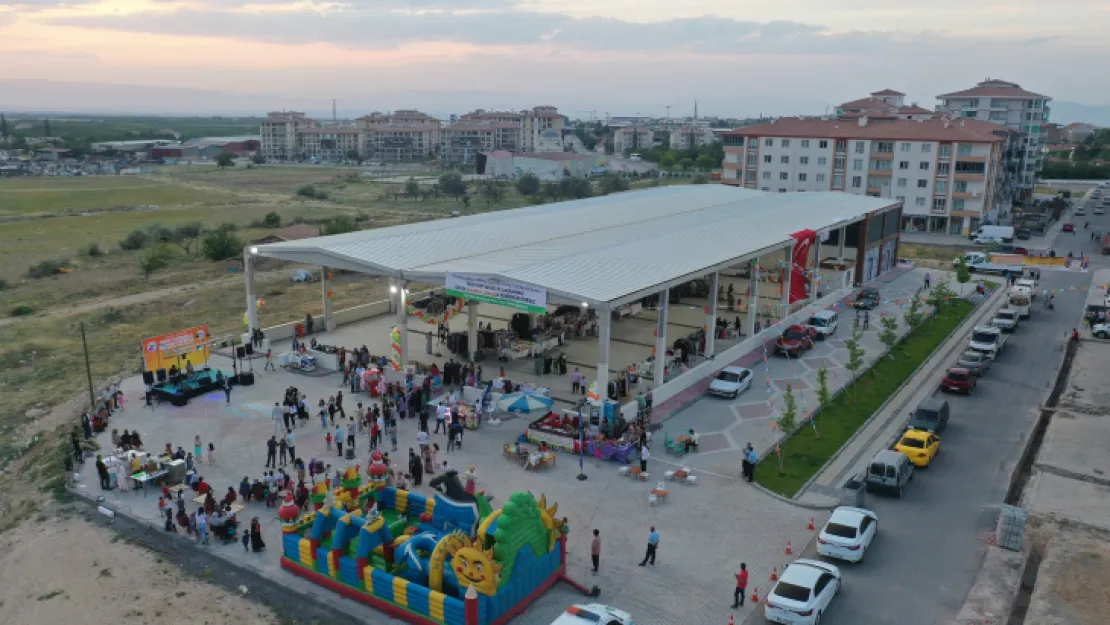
[369,421,379,451]
[446,430,456,453]
[390,426,398,452]
[185,452,194,471]
[396,473,409,490]
[325,431,333,451]
[194,435,203,464]
[207,442,216,464]
[241,530,250,552]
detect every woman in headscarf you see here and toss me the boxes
[250,517,266,552]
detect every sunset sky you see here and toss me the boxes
[1,0,1106,116]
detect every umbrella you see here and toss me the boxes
[496,393,554,414]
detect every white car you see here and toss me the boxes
[817,506,878,563]
[1093,323,1110,339]
[708,366,753,398]
[806,310,838,339]
[1014,279,1036,297]
[549,603,632,625]
[764,559,842,625]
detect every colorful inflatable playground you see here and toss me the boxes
[280,457,593,625]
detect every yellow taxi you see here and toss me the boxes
[894,428,940,468]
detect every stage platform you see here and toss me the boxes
[151,369,237,406]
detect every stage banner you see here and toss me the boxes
[1024,256,1066,267]
[445,273,547,314]
[142,325,210,372]
[788,229,817,304]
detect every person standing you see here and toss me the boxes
[335,422,345,458]
[266,436,278,469]
[222,375,232,405]
[863,310,870,330]
[346,418,356,455]
[278,435,288,467]
[924,272,931,290]
[196,508,209,545]
[746,445,757,483]
[285,429,296,467]
[95,455,110,490]
[265,347,275,371]
[408,448,423,486]
[571,368,583,394]
[639,443,650,473]
[590,529,601,574]
[272,402,284,433]
[638,526,659,566]
[732,563,748,608]
[741,450,752,481]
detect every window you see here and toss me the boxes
[819,140,828,149]
[953,199,965,210]
[934,198,947,210]
[834,157,846,169]
[939,144,951,157]
[954,180,968,192]
[901,142,912,152]
[935,180,948,193]
[747,154,757,167]
[920,162,930,171]
[851,176,862,188]
[853,159,863,171]
[780,172,788,180]
[875,142,894,153]
[873,159,892,171]
[855,141,865,154]
[955,161,986,174]
[899,161,909,170]
[835,140,847,152]
[778,188,787,193]
[917,179,927,188]
[816,173,826,183]
[897,178,907,188]
[798,173,807,182]
[781,156,790,164]
[832,174,844,188]
[817,156,827,166]
[762,171,771,179]
[763,154,772,163]
[800,156,809,165]
[937,162,950,175]
[957,144,972,156]
[966,98,979,107]
[990,111,1007,121]
[961,110,978,118]
[895,195,905,203]
[764,139,773,147]
[761,187,769,191]
[921,144,933,153]
[916,197,926,206]
[781,139,791,147]
[990,98,1005,108]
[801,140,810,148]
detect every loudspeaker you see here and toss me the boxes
[236,346,247,359]
[237,372,255,386]
[143,370,155,385]
[156,368,167,383]
[244,343,254,356]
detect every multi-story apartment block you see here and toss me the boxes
[522,106,567,152]
[439,122,521,165]
[260,111,314,161]
[612,125,654,154]
[355,110,441,162]
[297,127,360,161]
[260,110,441,163]
[721,116,1009,236]
[836,89,933,120]
[669,126,717,150]
[937,79,1051,200]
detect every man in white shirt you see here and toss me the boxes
[416,430,429,454]
[271,403,283,434]
[639,444,650,473]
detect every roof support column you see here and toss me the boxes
[811,238,822,301]
[837,226,848,288]
[748,259,759,337]
[467,300,479,362]
[392,278,409,372]
[244,249,258,335]
[782,246,793,321]
[705,272,719,359]
[596,309,611,408]
[653,289,669,387]
[320,266,333,332]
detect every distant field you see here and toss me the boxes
[0,176,233,216]
[159,165,353,196]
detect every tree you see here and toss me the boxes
[138,245,173,281]
[815,366,831,418]
[843,325,866,396]
[776,384,798,472]
[695,154,715,171]
[0,113,7,137]
[955,258,971,294]
[323,215,358,235]
[173,222,204,257]
[405,177,420,200]
[119,229,150,251]
[879,315,899,358]
[438,171,467,200]
[692,173,710,184]
[251,154,266,165]
[558,177,592,199]
[598,173,629,195]
[902,288,925,331]
[215,153,235,168]
[200,229,243,261]
[478,180,505,206]
[261,211,281,228]
[462,195,471,209]
[927,281,957,313]
[515,172,540,196]
[542,181,561,200]
[346,149,362,164]
[678,157,694,171]
[659,153,676,169]
[42,119,52,137]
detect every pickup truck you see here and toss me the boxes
[955,252,1025,278]
[991,308,1021,332]
[969,324,1008,360]
[1008,288,1031,319]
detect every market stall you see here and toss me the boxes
[523,402,634,462]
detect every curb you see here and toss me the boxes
[752,481,840,510]
[788,285,1007,501]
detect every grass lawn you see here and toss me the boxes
[0,176,233,216]
[755,298,976,497]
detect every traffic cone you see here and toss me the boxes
[808,517,815,531]
[784,540,793,555]
[750,587,760,604]
[769,567,778,582]
[728,617,735,625]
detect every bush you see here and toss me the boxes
[261,211,281,228]
[201,229,244,262]
[322,215,358,235]
[296,185,317,198]
[10,304,33,317]
[119,229,149,250]
[313,190,329,200]
[26,259,68,279]
[692,173,710,184]
[0,278,8,290]
[84,243,105,257]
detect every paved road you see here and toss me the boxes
[809,209,1106,625]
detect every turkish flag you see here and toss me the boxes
[788,230,817,304]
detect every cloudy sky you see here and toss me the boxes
[0,0,1106,117]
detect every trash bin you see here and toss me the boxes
[841,475,866,508]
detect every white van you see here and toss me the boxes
[971,225,1014,244]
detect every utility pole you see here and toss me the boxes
[666,105,671,120]
[80,322,95,411]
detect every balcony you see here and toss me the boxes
[868,170,893,179]
[952,191,980,200]
[930,206,949,215]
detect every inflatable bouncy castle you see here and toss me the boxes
[281,487,586,625]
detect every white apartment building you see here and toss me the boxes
[355,110,441,162]
[837,89,934,120]
[612,125,654,154]
[439,122,520,165]
[297,127,360,161]
[260,111,314,161]
[721,116,1008,236]
[937,79,1051,199]
[669,126,717,150]
[456,106,567,154]
[259,110,441,163]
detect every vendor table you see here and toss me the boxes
[131,470,167,496]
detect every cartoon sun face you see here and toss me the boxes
[449,542,502,595]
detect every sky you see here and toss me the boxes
[0,0,1107,118]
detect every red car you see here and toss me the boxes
[940,367,976,395]
[1062,223,1075,233]
[775,325,817,357]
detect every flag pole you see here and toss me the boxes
[576,404,588,481]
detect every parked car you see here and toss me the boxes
[775,325,817,357]
[1062,223,1075,233]
[895,429,941,468]
[764,559,842,625]
[1092,323,1110,339]
[1016,227,1032,240]
[940,367,976,395]
[865,449,914,497]
[806,310,839,339]
[853,287,881,310]
[957,350,991,376]
[707,366,753,398]
[291,269,315,282]
[550,604,633,625]
[907,397,950,432]
[817,507,878,563]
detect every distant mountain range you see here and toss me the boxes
[1049,102,1110,127]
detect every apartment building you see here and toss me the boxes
[937,79,1051,200]
[612,125,654,154]
[721,116,1008,236]
[522,106,567,152]
[439,123,522,165]
[259,110,441,163]
[355,110,441,162]
[296,127,360,162]
[259,111,314,161]
[669,126,717,150]
[836,89,933,120]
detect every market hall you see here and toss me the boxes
[243,184,902,416]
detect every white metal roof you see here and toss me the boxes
[252,185,896,307]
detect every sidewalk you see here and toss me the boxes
[795,284,1006,506]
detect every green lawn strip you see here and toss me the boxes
[756,298,976,497]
